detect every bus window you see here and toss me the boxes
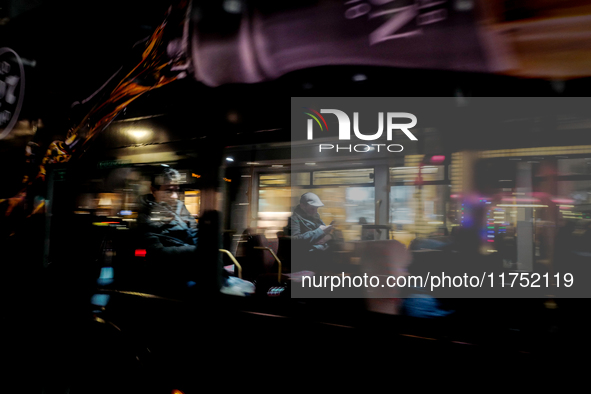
[184,190,201,218]
[247,168,377,241]
[388,159,450,245]
[54,163,204,296]
[389,184,449,246]
[257,186,291,238]
[312,169,374,185]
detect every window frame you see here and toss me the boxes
[387,162,451,231]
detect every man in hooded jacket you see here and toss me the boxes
[288,192,334,251]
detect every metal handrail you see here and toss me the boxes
[219,249,242,279]
[254,246,282,283]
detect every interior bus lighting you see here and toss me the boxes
[497,204,548,208]
[552,198,575,204]
[128,129,151,139]
[501,198,539,203]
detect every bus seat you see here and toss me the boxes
[236,230,277,281]
[356,239,411,315]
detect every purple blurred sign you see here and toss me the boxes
[191,0,488,86]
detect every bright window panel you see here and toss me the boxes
[313,168,374,185]
[259,173,290,187]
[389,166,445,182]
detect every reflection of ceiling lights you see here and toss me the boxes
[259,212,291,218]
[498,204,548,208]
[391,166,438,173]
[128,128,151,140]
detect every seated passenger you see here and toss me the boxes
[287,192,334,252]
[138,166,198,262]
[286,192,339,274]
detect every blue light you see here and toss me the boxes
[91,294,110,307]
[97,267,114,286]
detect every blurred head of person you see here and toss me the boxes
[299,192,324,216]
[151,166,181,206]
